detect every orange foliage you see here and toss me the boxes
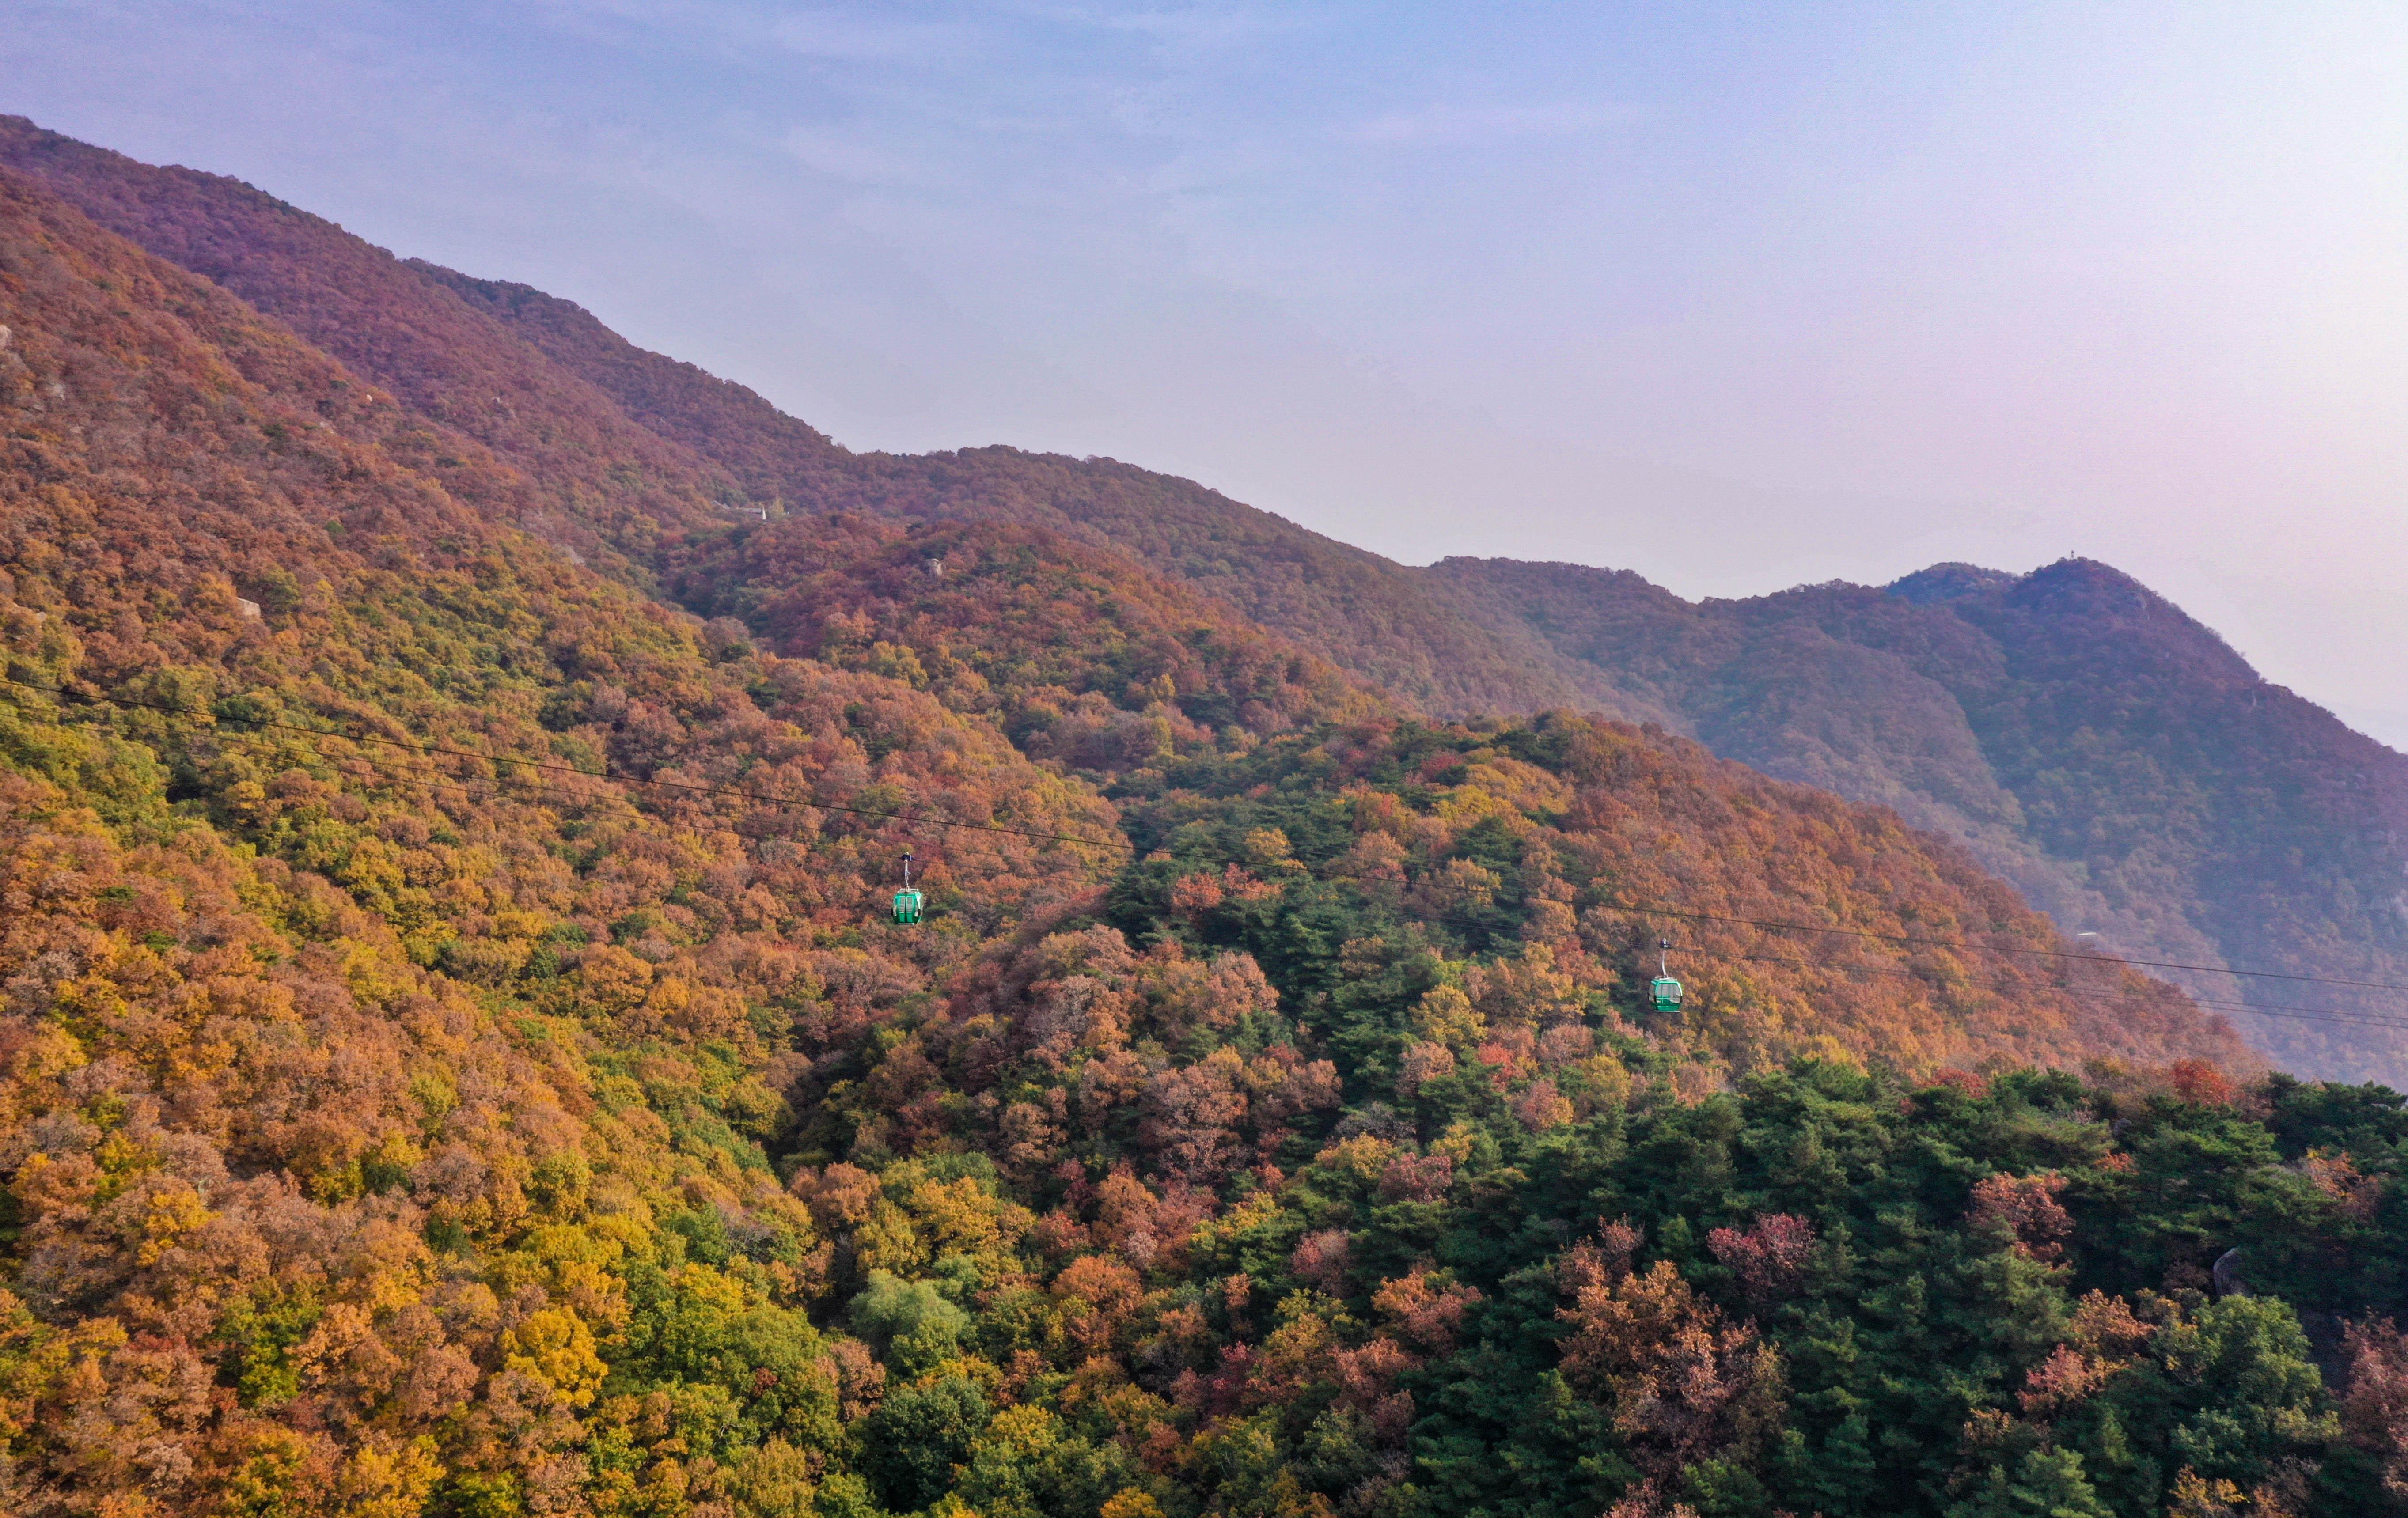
[1968,1174,2075,1263]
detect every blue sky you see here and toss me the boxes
[7,2,2406,738]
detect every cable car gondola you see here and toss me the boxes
[1649,937,1684,1013]
[892,852,925,925]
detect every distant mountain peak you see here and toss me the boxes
[1885,562,2017,603]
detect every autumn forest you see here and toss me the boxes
[4,117,2408,1518]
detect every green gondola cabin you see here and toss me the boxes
[1648,937,1682,1012]
[892,852,924,924]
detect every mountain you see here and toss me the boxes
[0,113,1617,720]
[0,144,2237,1108]
[8,115,2399,1090]
[417,266,1629,719]
[0,155,1107,1516]
[15,122,2408,1518]
[14,121,2389,1092]
[658,511,1386,764]
[1429,556,2408,1083]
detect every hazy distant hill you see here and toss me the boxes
[1431,555,2408,1081]
[6,112,2400,1083]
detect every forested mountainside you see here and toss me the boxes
[658,513,1384,763]
[1426,557,2408,1086]
[15,115,2399,1094]
[413,266,1617,719]
[0,120,741,577]
[15,133,2408,1518]
[0,115,1612,719]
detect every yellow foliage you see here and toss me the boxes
[1311,1134,1395,1186]
[855,1198,932,1276]
[859,1173,1033,1275]
[1101,1490,1165,1518]
[1242,828,1295,868]
[8,1022,87,1082]
[1189,1189,1283,1257]
[1571,1053,1633,1111]
[337,1436,444,1518]
[1410,984,1487,1046]
[2166,1468,2250,1518]
[671,1262,754,1316]
[1469,944,1582,1028]
[502,1306,608,1408]
[978,1402,1061,1459]
[133,1185,210,1266]
[579,944,656,1014]
[1432,783,1527,831]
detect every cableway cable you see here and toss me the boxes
[1605,900,2408,996]
[1669,942,2408,1034]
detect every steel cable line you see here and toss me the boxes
[1407,897,2408,1035]
[2,675,1134,854]
[1607,899,2408,996]
[1667,942,2408,1034]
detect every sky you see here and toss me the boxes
[7,2,2406,741]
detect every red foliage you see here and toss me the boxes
[2344,1317,2408,1496]
[1558,1219,1646,1298]
[1706,1213,1818,1305]
[1555,1257,1785,1481]
[1377,1151,1454,1204]
[2305,1149,2385,1221]
[1373,1270,1486,1354]
[1929,1068,1990,1098]
[1051,1255,1145,1351]
[1968,1173,2074,1262]
[1170,1342,1256,1421]
[1510,1077,1573,1132]
[2019,1344,2116,1417]
[1395,1041,1458,1098]
[1288,1230,1353,1291]
[1330,1336,1418,1442]
[2170,1057,2239,1108]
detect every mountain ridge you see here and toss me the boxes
[1430,553,2408,1079]
[8,111,2405,1084]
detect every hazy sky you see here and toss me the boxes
[8,3,2406,740]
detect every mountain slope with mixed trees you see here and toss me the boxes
[6,115,2391,1086]
[6,120,2408,1518]
[1428,556,2408,1084]
[0,115,1614,720]
[415,266,1625,720]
